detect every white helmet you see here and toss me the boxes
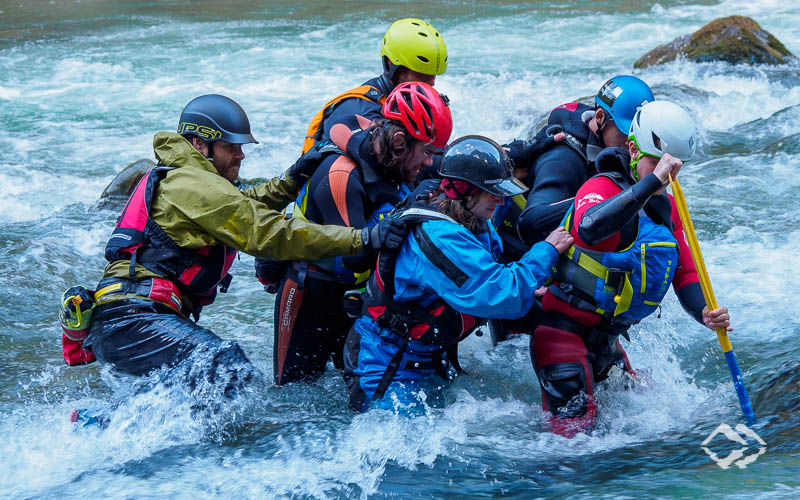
[628,100,697,162]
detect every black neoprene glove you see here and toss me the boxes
[396,178,441,211]
[411,178,441,202]
[361,217,408,252]
[506,125,565,167]
[285,146,324,186]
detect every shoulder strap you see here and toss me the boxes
[303,85,386,153]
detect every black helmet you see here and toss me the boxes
[438,136,527,197]
[177,94,258,145]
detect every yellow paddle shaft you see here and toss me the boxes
[668,174,732,353]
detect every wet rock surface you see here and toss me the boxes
[635,15,793,68]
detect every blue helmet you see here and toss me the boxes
[595,75,654,136]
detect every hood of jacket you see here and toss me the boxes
[153,132,220,176]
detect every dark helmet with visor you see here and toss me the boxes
[177,94,258,145]
[439,136,527,197]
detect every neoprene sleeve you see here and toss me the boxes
[577,173,663,245]
[676,281,706,324]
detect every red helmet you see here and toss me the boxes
[382,81,452,149]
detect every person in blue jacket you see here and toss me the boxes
[342,136,574,413]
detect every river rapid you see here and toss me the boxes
[1,0,799,498]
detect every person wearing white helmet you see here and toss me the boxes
[528,100,733,437]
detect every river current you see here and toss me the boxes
[1,0,799,498]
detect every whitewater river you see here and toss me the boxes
[1,0,798,497]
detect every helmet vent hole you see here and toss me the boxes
[411,21,421,26]
[652,132,662,150]
[418,32,428,37]
[417,55,429,63]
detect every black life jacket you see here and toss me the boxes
[361,207,483,346]
[103,167,237,310]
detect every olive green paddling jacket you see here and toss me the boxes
[102,132,364,283]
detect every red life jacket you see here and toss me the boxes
[361,208,481,346]
[103,167,237,310]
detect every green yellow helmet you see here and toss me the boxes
[381,18,448,81]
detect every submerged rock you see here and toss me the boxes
[97,158,155,208]
[634,16,793,68]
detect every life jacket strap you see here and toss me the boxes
[372,329,410,403]
[555,246,634,317]
[94,277,185,316]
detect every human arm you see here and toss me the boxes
[396,221,561,320]
[518,149,588,243]
[504,126,566,169]
[158,167,364,260]
[241,145,331,210]
[322,98,384,149]
[577,154,684,245]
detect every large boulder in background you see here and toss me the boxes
[634,16,793,69]
[97,158,155,208]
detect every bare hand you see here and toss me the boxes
[653,153,683,184]
[545,227,573,254]
[534,286,548,299]
[702,305,733,333]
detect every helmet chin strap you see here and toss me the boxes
[629,155,642,181]
[206,141,215,163]
[628,135,649,182]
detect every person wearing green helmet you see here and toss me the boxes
[256,18,449,290]
[305,18,447,153]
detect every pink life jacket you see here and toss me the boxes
[103,167,237,311]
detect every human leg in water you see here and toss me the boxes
[343,317,446,415]
[273,274,355,385]
[531,325,633,437]
[85,299,258,401]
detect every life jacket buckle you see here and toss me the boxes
[378,311,410,336]
[606,268,627,294]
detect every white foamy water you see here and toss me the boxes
[1,0,799,497]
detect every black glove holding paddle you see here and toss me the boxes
[361,217,408,253]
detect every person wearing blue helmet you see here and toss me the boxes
[488,75,654,345]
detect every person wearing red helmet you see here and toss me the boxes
[272,82,452,385]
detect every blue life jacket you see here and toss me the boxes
[552,172,679,322]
